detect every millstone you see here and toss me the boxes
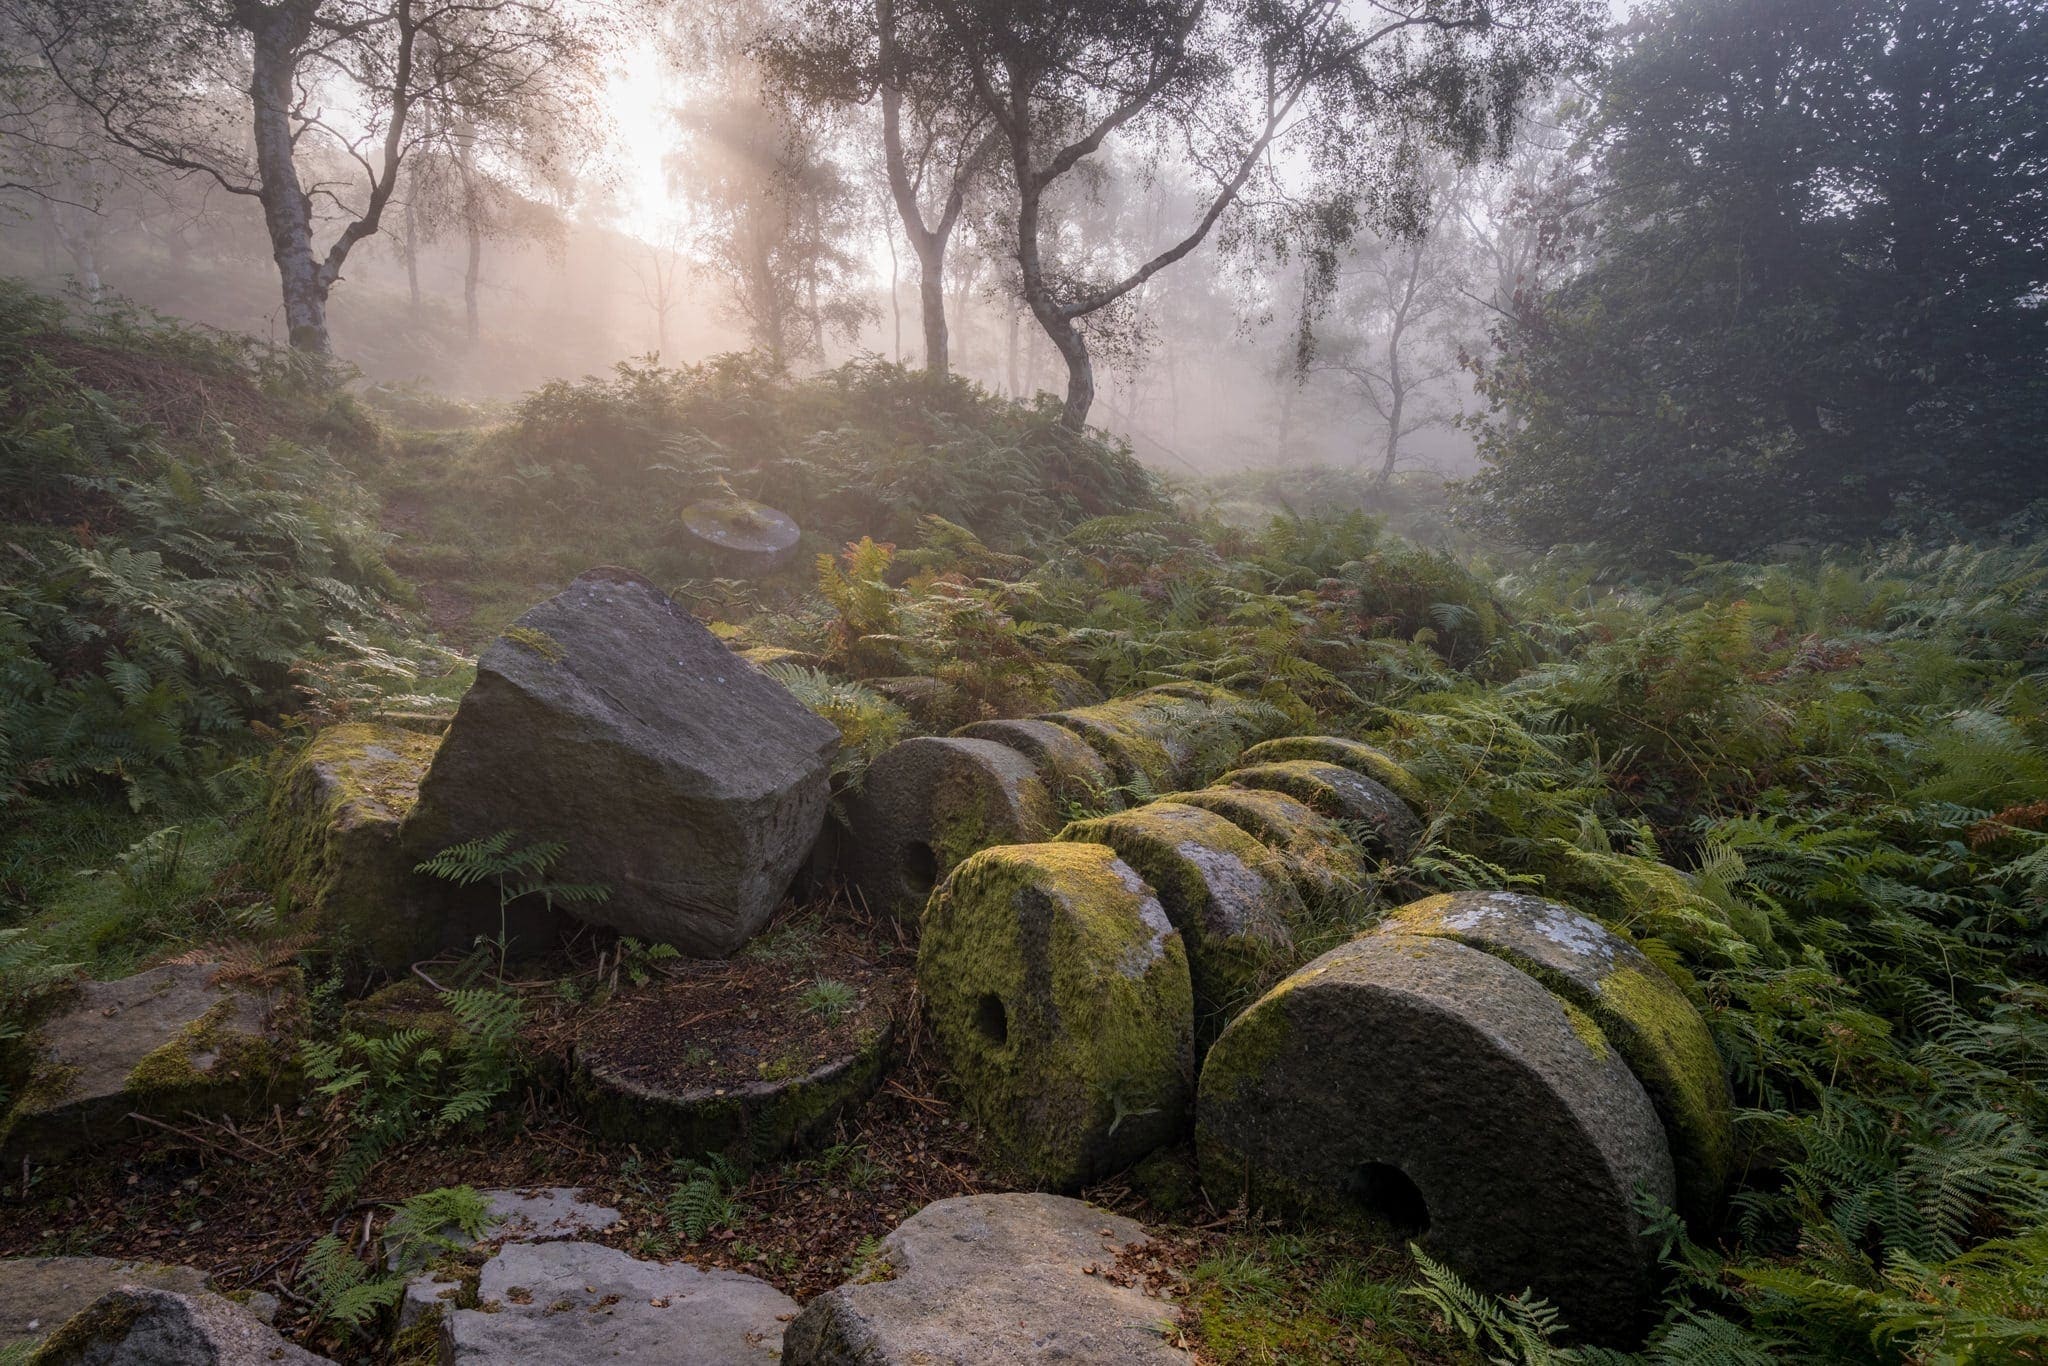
[1389,890,1734,1224]
[681,497,802,575]
[1221,759,1422,860]
[1158,786,1370,907]
[1058,802,1301,1045]
[952,717,1123,811]
[1038,683,1280,793]
[842,736,1061,922]
[1240,735,1426,809]
[1196,931,1675,1343]
[919,843,1193,1189]
[573,973,896,1161]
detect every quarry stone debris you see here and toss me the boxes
[440,1240,795,1364]
[917,842,1194,1189]
[1196,929,1676,1342]
[403,566,839,957]
[0,962,295,1160]
[28,1285,330,1364]
[782,1193,1189,1365]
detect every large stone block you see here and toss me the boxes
[1058,802,1301,1046]
[30,1286,329,1364]
[841,737,1060,922]
[403,568,840,957]
[783,1194,1188,1365]
[1197,931,1675,1343]
[1389,890,1734,1224]
[256,723,449,968]
[919,843,1193,1189]
[0,1258,211,1354]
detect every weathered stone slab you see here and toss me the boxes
[1240,735,1426,809]
[392,1188,626,1329]
[1058,802,1301,1045]
[1221,759,1421,861]
[256,722,448,968]
[30,1285,330,1364]
[953,717,1123,811]
[783,1193,1187,1365]
[1,963,295,1160]
[0,1258,210,1353]
[403,567,840,957]
[1158,786,1369,907]
[1390,891,1734,1224]
[1197,931,1675,1343]
[842,737,1060,921]
[442,1241,794,1364]
[919,843,1193,1189]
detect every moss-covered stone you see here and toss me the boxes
[1157,786,1370,908]
[1220,760,1422,861]
[1240,736,1426,810]
[255,722,450,970]
[1038,684,1285,794]
[843,737,1061,921]
[952,718,1123,813]
[1196,932,1674,1344]
[1057,803,1301,1048]
[1389,890,1735,1225]
[918,843,1193,1190]
[573,1000,896,1164]
[2,964,299,1161]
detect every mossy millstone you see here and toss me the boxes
[1390,890,1734,1225]
[682,497,802,575]
[1240,735,1426,810]
[1221,759,1422,861]
[256,722,449,969]
[1039,684,1282,793]
[1057,802,1302,1046]
[1,963,298,1160]
[1158,786,1369,907]
[918,843,1194,1190]
[1196,932,1675,1344]
[843,737,1061,922]
[951,718,1123,812]
[573,983,896,1161]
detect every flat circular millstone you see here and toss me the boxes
[1197,931,1675,1344]
[1388,890,1734,1225]
[919,842,1193,1190]
[1241,735,1426,810]
[1057,802,1302,1043]
[1221,759,1422,861]
[573,932,903,1161]
[843,737,1059,922]
[682,498,802,574]
[951,718,1123,812]
[1159,786,1371,910]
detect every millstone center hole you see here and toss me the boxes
[1344,1161,1429,1237]
[902,841,940,897]
[973,993,1009,1046]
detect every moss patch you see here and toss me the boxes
[502,625,567,664]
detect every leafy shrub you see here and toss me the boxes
[0,280,399,809]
